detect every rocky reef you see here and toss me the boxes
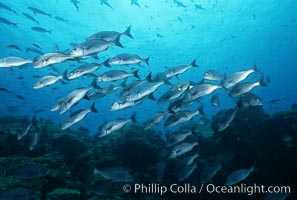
[0,108,296,199]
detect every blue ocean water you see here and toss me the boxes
[1,1,297,200]
[0,0,296,135]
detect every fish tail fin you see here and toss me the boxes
[253,64,259,72]
[90,102,98,113]
[223,73,227,81]
[131,112,137,123]
[90,78,100,89]
[237,96,244,109]
[148,94,156,101]
[221,82,228,90]
[133,70,140,79]
[62,70,68,80]
[144,57,150,66]
[120,80,127,88]
[123,25,133,39]
[163,79,172,86]
[49,30,52,35]
[259,77,267,86]
[102,59,111,67]
[13,23,18,28]
[191,59,199,67]
[106,2,113,9]
[114,35,124,48]
[145,72,153,82]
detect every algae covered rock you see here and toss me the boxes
[46,188,81,200]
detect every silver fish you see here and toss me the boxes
[99,113,136,137]
[33,52,72,68]
[238,93,263,108]
[17,122,32,140]
[177,163,197,182]
[158,87,186,104]
[27,6,51,17]
[67,63,100,80]
[120,72,152,96]
[200,163,222,183]
[183,83,222,102]
[164,59,198,79]
[123,80,168,103]
[223,65,258,88]
[22,12,39,24]
[212,108,237,132]
[17,116,36,140]
[70,0,80,12]
[229,78,266,97]
[54,16,68,22]
[61,103,97,130]
[33,71,67,89]
[29,130,40,151]
[167,129,193,147]
[203,70,224,81]
[88,25,133,41]
[0,2,17,14]
[152,71,168,82]
[52,80,99,114]
[110,99,143,111]
[100,0,113,9]
[70,36,123,58]
[168,99,194,114]
[31,26,51,34]
[0,16,17,27]
[171,81,193,91]
[168,142,198,159]
[165,106,204,128]
[25,47,43,55]
[93,166,134,182]
[97,70,140,82]
[87,84,120,100]
[104,53,149,67]
[225,161,256,186]
[0,56,32,68]
[9,164,47,179]
[181,153,199,166]
[144,111,168,130]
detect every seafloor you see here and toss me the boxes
[0,107,296,199]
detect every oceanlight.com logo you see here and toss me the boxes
[205,184,291,196]
[122,183,291,196]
